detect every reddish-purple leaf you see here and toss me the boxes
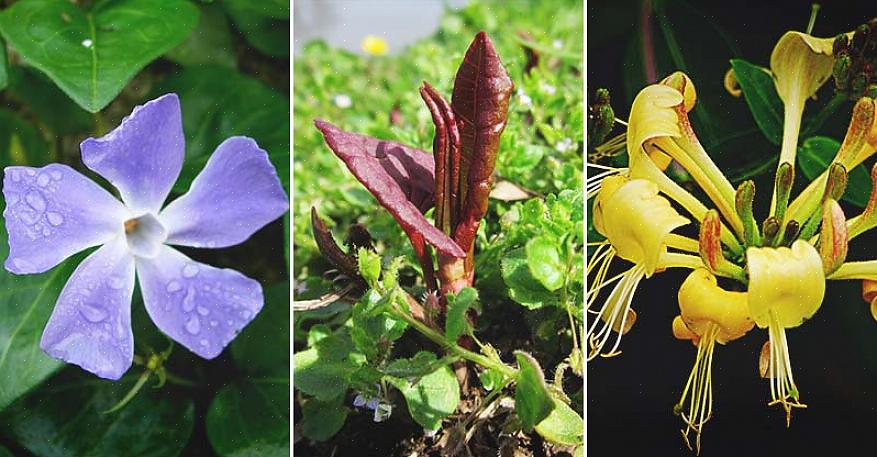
[420,82,460,235]
[451,31,514,257]
[315,120,465,258]
[310,207,361,281]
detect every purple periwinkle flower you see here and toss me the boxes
[2,94,289,380]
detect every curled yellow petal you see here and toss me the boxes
[678,268,753,344]
[747,240,825,329]
[660,71,697,112]
[626,84,684,161]
[770,31,835,106]
[593,177,688,276]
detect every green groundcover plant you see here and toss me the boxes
[0,0,290,456]
[293,0,584,455]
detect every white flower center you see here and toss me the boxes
[124,213,167,258]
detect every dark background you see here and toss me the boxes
[588,1,877,456]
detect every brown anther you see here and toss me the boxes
[124,218,139,233]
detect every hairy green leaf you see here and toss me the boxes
[514,351,554,432]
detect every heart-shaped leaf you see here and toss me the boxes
[0,369,194,456]
[389,352,460,432]
[0,206,80,411]
[0,0,198,112]
[514,351,554,432]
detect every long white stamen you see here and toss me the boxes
[586,264,646,360]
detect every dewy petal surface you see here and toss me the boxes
[137,245,263,359]
[3,164,128,274]
[80,93,184,214]
[40,237,136,380]
[160,137,289,248]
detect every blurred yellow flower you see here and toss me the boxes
[361,35,388,56]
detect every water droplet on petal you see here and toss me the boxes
[182,287,196,312]
[6,193,19,205]
[25,169,35,176]
[50,170,62,181]
[200,339,208,346]
[46,212,64,226]
[210,320,218,327]
[9,169,20,182]
[36,173,50,187]
[80,304,107,323]
[182,264,199,278]
[107,276,125,290]
[185,315,201,335]
[241,309,252,319]
[166,280,181,293]
[25,191,46,212]
[42,227,51,236]
[196,306,209,316]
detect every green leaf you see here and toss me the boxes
[798,136,871,207]
[0,445,11,457]
[207,378,290,457]
[0,109,50,167]
[0,0,199,112]
[165,3,236,68]
[502,248,559,309]
[525,237,565,291]
[382,351,442,379]
[7,67,93,135]
[153,66,289,193]
[221,0,289,57]
[514,351,554,432]
[534,396,584,446]
[293,337,358,402]
[231,281,289,376]
[445,287,478,341]
[730,58,783,145]
[301,395,348,442]
[478,368,505,392]
[357,250,382,288]
[391,352,460,432]
[0,210,80,411]
[0,37,8,91]
[1,369,194,456]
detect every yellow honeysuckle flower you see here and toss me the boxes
[627,73,744,239]
[672,268,753,454]
[361,35,388,56]
[747,240,825,425]
[587,176,702,360]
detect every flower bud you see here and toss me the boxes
[818,199,848,274]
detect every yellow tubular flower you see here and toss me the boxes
[747,240,825,425]
[627,73,744,239]
[587,176,700,360]
[673,269,753,454]
[771,31,836,168]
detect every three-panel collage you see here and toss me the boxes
[0,0,873,456]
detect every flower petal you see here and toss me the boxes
[315,120,465,258]
[80,94,184,214]
[40,237,136,380]
[159,137,288,248]
[136,245,263,359]
[3,164,128,274]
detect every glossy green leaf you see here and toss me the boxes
[525,237,565,291]
[0,109,50,167]
[798,136,870,208]
[502,248,559,309]
[209,282,290,456]
[478,367,505,391]
[301,395,347,442]
[0,0,198,112]
[0,37,8,91]
[221,0,289,57]
[1,369,194,456]
[730,58,783,145]
[514,351,554,432]
[153,66,290,193]
[0,211,80,411]
[445,287,478,341]
[165,3,236,68]
[207,378,290,457]
[382,351,442,379]
[391,352,459,432]
[231,282,289,376]
[534,396,584,446]
[7,66,93,135]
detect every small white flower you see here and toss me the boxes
[556,137,574,153]
[541,82,556,95]
[293,280,308,295]
[553,39,563,49]
[81,39,93,48]
[333,94,352,109]
[516,88,532,108]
